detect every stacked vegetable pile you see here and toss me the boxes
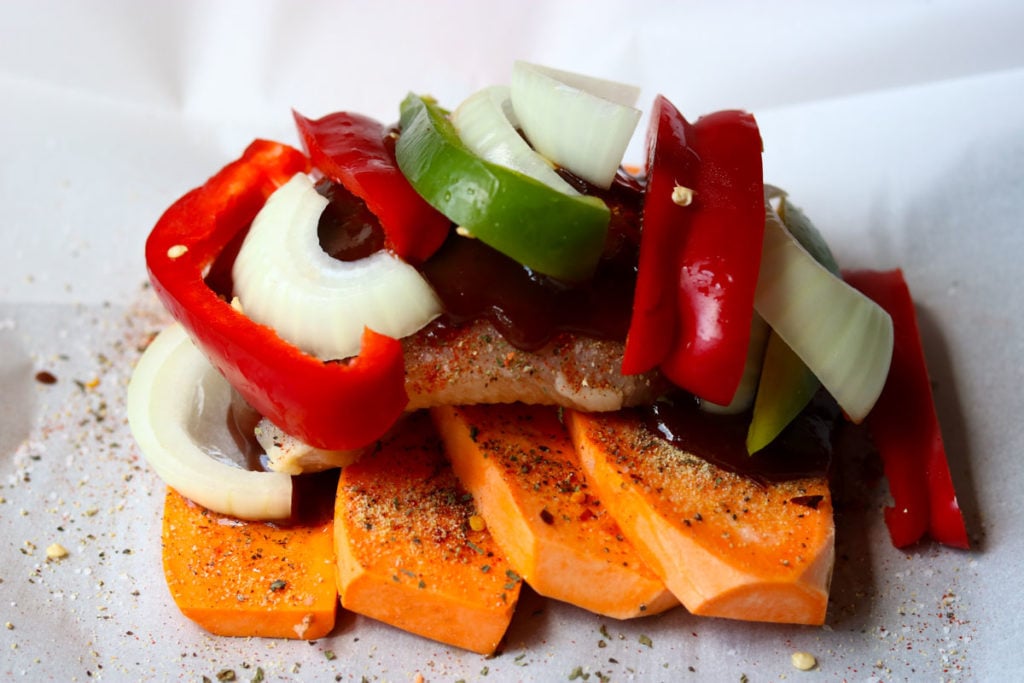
[128,62,967,651]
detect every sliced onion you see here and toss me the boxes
[126,323,292,520]
[754,202,894,423]
[451,85,579,196]
[510,60,641,188]
[232,173,442,360]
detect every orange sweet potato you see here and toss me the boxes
[565,409,835,625]
[334,412,521,654]
[161,487,337,639]
[432,404,678,619]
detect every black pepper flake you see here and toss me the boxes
[539,509,554,525]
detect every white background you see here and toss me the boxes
[2,1,1023,680]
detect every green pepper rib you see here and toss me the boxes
[396,93,610,282]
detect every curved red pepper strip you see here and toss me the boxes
[625,98,764,406]
[622,95,698,375]
[844,268,969,549]
[293,110,451,264]
[145,139,409,451]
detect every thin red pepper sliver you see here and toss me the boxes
[646,105,764,406]
[844,268,969,549]
[622,95,699,375]
[294,110,451,264]
[145,139,409,451]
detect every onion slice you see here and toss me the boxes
[452,85,579,196]
[754,202,894,423]
[232,173,442,360]
[510,60,641,189]
[126,323,293,520]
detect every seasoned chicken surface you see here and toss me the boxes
[403,319,668,412]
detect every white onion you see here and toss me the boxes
[754,202,894,423]
[232,173,442,360]
[126,323,293,520]
[510,60,641,189]
[451,85,579,196]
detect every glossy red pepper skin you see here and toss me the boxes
[844,269,969,549]
[146,140,409,450]
[624,98,764,406]
[622,95,698,376]
[293,110,450,264]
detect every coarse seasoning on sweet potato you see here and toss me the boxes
[565,409,835,625]
[432,403,678,619]
[333,411,521,655]
[161,487,337,639]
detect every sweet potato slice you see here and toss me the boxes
[432,404,678,619]
[565,409,834,625]
[161,487,337,639]
[334,412,520,654]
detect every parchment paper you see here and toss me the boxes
[3,1,1023,680]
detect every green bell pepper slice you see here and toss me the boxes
[395,93,610,282]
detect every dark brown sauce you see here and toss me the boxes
[641,390,839,484]
[290,469,340,526]
[315,178,386,261]
[418,170,644,350]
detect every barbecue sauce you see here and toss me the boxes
[641,390,839,484]
[417,170,642,350]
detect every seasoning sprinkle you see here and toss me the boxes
[46,543,69,560]
[166,244,189,259]
[671,184,694,206]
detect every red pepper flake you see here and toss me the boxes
[34,370,58,385]
[539,509,555,525]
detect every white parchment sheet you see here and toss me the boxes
[2,1,1023,680]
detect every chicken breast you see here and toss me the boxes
[403,319,668,412]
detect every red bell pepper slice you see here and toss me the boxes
[622,95,698,376]
[293,110,450,264]
[145,139,409,451]
[624,97,764,406]
[844,268,969,549]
